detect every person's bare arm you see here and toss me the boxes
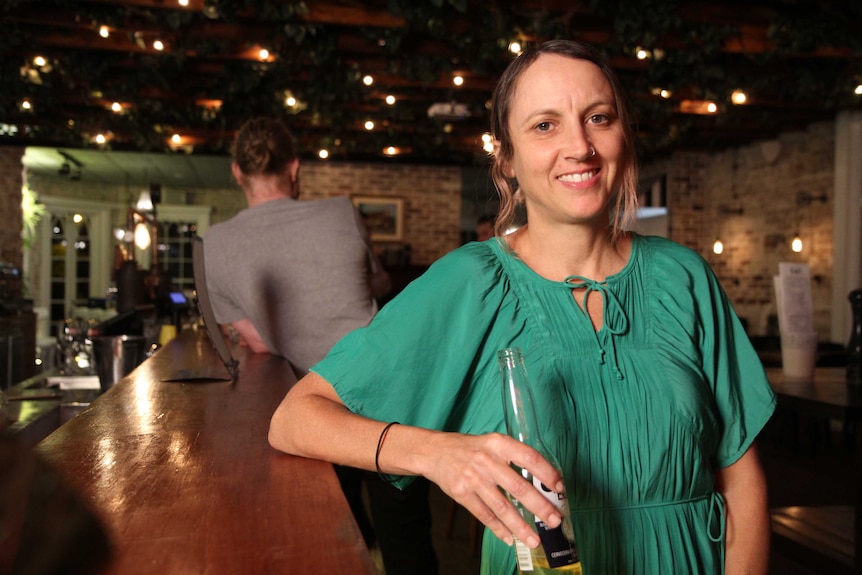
[269,371,564,548]
[368,252,392,299]
[228,318,269,353]
[715,443,770,575]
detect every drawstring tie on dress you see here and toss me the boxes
[564,275,629,380]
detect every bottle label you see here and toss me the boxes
[534,518,578,567]
[514,537,534,571]
[533,477,578,567]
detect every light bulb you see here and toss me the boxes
[791,235,803,253]
[713,239,724,255]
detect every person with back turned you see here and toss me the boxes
[204,117,437,575]
[268,42,775,575]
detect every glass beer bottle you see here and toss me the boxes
[497,348,582,574]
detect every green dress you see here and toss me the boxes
[313,233,776,575]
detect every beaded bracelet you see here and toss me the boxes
[375,421,400,484]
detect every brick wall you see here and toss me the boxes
[653,121,835,337]
[0,147,25,295]
[300,161,462,265]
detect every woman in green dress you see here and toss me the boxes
[269,40,775,574]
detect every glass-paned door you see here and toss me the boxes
[49,213,91,329]
[157,221,197,291]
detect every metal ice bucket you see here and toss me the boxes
[92,335,148,391]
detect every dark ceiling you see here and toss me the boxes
[3,0,862,168]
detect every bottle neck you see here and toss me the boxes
[498,347,545,452]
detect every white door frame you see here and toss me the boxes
[831,110,862,343]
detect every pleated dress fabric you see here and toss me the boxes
[314,233,776,575]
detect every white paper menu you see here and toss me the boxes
[774,262,814,334]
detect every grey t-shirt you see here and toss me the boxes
[203,196,379,374]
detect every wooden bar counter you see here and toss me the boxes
[34,328,376,575]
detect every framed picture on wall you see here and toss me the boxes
[351,196,404,242]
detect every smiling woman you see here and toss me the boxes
[266,39,776,575]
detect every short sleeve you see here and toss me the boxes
[694,256,777,468]
[311,243,511,435]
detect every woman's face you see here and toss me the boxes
[504,53,626,230]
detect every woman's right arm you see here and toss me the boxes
[268,371,565,549]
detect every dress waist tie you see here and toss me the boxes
[572,491,726,559]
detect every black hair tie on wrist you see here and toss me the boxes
[375,421,400,484]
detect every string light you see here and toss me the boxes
[481,132,494,153]
[258,48,269,61]
[111,102,122,113]
[99,25,110,38]
[453,75,464,87]
[318,149,329,159]
[171,133,182,144]
[362,75,373,86]
[33,55,47,67]
[95,134,107,144]
[385,95,396,105]
[508,41,522,55]
[713,239,724,255]
[636,47,652,60]
[731,90,747,105]
[178,0,189,6]
[855,84,862,95]
[706,102,718,113]
[364,120,374,131]
[153,39,164,51]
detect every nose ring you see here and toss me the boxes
[580,147,596,161]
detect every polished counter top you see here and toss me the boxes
[33,328,376,574]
